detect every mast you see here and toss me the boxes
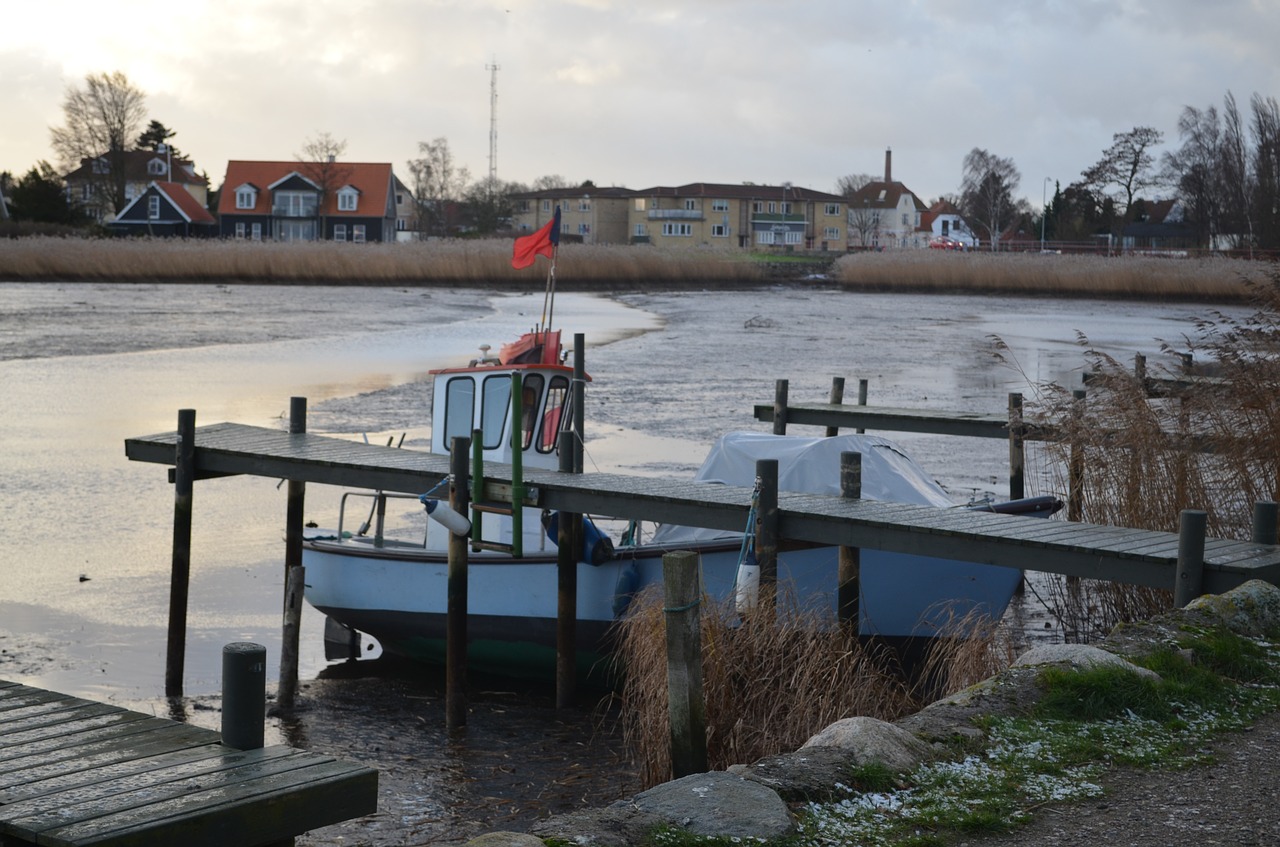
[486,58,499,192]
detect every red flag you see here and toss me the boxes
[512,207,561,269]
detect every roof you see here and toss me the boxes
[507,185,636,200]
[64,150,207,186]
[846,180,927,212]
[216,161,394,216]
[636,183,846,202]
[112,181,215,225]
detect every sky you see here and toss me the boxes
[3,0,1278,207]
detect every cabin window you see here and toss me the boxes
[538,375,570,453]
[480,375,511,449]
[444,377,475,445]
[148,195,161,219]
[519,373,545,450]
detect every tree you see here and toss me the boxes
[1250,93,1280,250]
[835,173,874,197]
[1079,126,1164,225]
[137,120,180,157]
[958,148,1021,250]
[296,132,352,238]
[407,137,471,237]
[49,71,147,215]
[8,161,89,224]
[1163,102,1224,248]
[531,174,570,191]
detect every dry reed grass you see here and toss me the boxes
[1012,267,1280,640]
[834,251,1271,301]
[0,236,758,284]
[611,585,1012,787]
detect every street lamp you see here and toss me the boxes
[1040,177,1051,252]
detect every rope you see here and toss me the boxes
[736,480,761,567]
[663,599,701,613]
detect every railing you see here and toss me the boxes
[271,203,318,218]
[648,209,704,220]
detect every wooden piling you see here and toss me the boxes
[1174,509,1207,607]
[856,378,868,434]
[446,435,471,732]
[825,377,845,437]
[278,397,307,711]
[556,430,580,709]
[1007,392,1025,501]
[755,459,779,615]
[1068,389,1086,523]
[662,550,708,778]
[772,379,788,435]
[837,451,861,628]
[165,408,196,698]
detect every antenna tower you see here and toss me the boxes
[486,58,499,190]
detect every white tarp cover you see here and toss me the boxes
[651,431,955,544]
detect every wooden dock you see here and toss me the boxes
[0,678,376,847]
[124,421,1280,596]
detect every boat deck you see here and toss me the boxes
[125,422,1280,595]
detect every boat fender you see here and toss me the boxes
[542,511,616,566]
[734,549,760,614]
[612,561,642,618]
[419,496,472,536]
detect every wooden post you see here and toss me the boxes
[222,642,266,751]
[446,435,471,732]
[573,333,585,474]
[856,378,868,434]
[1007,392,1025,501]
[1134,352,1147,387]
[837,452,861,629]
[165,408,196,698]
[772,379,788,435]
[755,459,779,614]
[825,377,845,437]
[1173,509,1207,608]
[1068,389,1086,523]
[278,397,307,711]
[663,550,707,778]
[556,430,579,709]
[1252,501,1278,545]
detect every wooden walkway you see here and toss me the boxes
[0,679,376,847]
[125,422,1280,596]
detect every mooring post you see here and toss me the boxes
[222,642,266,751]
[662,550,708,778]
[446,435,471,732]
[555,430,580,709]
[1252,501,1279,545]
[278,397,307,711]
[165,408,196,698]
[1068,389,1086,523]
[825,376,845,437]
[1134,352,1148,391]
[1173,509,1207,608]
[838,451,861,629]
[755,458,779,614]
[856,378,868,434]
[1008,392,1025,501]
[772,379,788,435]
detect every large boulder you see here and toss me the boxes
[631,772,795,839]
[1012,643,1162,681]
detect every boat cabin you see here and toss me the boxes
[428,330,584,471]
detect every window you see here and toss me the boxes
[272,191,318,217]
[901,213,908,225]
[684,199,697,211]
[824,204,840,216]
[539,376,569,453]
[712,199,729,212]
[768,202,776,213]
[148,159,165,175]
[352,225,366,243]
[756,231,775,245]
[634,198,646,211]
[662,222,692,236]
[333,224,347,242]
[235,222,246,239]
[337,189,358,211]
[785,230,803,244]
[711,224,728,237]
[542,199,551,212]
[235,189,256,209]
[251,223,262,241]
[578,223,591,234]
[781,202,792,215]
[633,224,647,237]
[444,377,476,446]
[518,374,545,450]
[396,218,406,230]
[824,226,841,239]
[481,376,512,449]
[752,201,764,213]
[148,195,160,219]
[578,199,591,211]
[396,193,404,205]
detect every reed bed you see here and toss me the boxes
[0,236,758,284]
[1013,267,1280,640]
[611,586,1011,788]
[834,251,1271,301]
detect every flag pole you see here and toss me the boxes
[545,242,558,344]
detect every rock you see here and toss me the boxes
[895,665,1045,743]
[729,745,870,802]
[530,804,668,847]
[1013,643,1162,681]
[1186,579,1280,636]
[632,772,794,839]
[464,832,546,847]
[800,715,936,772]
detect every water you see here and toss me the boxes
[0,281,1230,704]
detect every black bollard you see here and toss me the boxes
[222,642,266,750]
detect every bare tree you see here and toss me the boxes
[835,173,874,197]
[407,137,470,237]
[296,132,352,238]
[958,148,1021,250]
[49,71,147,215]
[531,174,570,191]
[1251,93,1280,250]
[1079,126,1164,222]
[1163,103,1224,248]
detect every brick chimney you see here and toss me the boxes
[884,148,892,184]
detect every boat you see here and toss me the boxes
[302,232,1062,678]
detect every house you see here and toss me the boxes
[216,161,398,242]
[509,186,635,245]
[627,183,849,250]
[392,175,417,242]
[921,199,978,249]
[63,149,208,223]
[845,149,929,249]
[1121,199,1195,253]
[109,181,217,237]
[0,181,9,221]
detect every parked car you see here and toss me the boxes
[929,235,965,250]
